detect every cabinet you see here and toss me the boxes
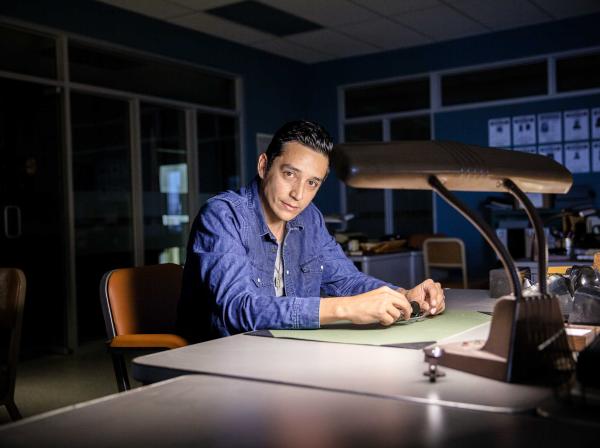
[348,251,424,287]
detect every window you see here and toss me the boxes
[344,122,385,239]
[442,62,547,106]
[69,41,236,108]
[557,51,600,92]
[0,24,56,79]
[342,79,433,239]
[390,115,430,140]
[197,113,240,204]
[140,103,189,265]
[344,122,382,142]
[345,77,429,118]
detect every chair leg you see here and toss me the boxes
[111,352,131,392]
[6,400,22,421]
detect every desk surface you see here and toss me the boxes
[1,375,596,448]
[133,290,552,413]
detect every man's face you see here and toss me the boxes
[258,142,329,227]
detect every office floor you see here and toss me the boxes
[0,340,141,425]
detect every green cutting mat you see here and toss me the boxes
[269,310,490,346]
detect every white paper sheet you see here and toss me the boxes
[488,117,511,147]
[537,112,562,143]
[564,109,589,141]
[512,115,536,145]
[592,108,600,140]
[538,144,563,165]
[593,141,600,173]
[565,142,590,173]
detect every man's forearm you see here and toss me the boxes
[319,297,349,325]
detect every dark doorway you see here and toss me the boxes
[0,77,67,355]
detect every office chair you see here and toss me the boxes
[0,268,26,421]
[99,263,188,392]
[423,237,468,289]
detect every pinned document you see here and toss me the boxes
[565,142,590,173]
[488,117,511,147]
[512,115,536,145]
[537,112,562,143]
[564,109,589,141]
[538,144,563,165]
[593,141,600,173]
[592,108,600,140]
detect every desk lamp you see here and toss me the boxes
[332,141,575,385]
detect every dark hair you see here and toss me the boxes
[264,120,333,171]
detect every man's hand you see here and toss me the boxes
[320,286,412,326]
[400,279,445,315]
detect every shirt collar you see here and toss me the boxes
[247,177,305,240]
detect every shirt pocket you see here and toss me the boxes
[250,266,274,289]
[299,256,323,297]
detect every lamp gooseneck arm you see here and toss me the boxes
[428,175,522,299]
[503,179,548,295]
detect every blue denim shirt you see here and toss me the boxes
[177,177,390,341]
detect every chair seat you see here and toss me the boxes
[110,334,188,350]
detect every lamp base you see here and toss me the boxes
[425,294,575,385]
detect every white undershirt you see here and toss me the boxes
[273,238,285,297]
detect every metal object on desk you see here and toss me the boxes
[333,140,575,386]
[423,345,446,383]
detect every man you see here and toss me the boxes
[178,120,444,342]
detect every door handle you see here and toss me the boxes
[3,205,22,239]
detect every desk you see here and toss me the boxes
[133,290,552,413]
[349,251,424,286]
[1,375,596,447]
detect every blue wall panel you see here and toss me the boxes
[435,94,600,277]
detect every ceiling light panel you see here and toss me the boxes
[100,0,194,19]
[206,1,322,37]
[169,11,274,44]
[260,0,379,26]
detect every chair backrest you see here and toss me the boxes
[99,264,183,339]
[0,268,26,399]
[423,237,468,288]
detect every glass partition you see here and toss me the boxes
[71,92,133,341]
[69,41,235,108]
[0,24,57,79]
[140,103,189,265]
[197,113,240,205]
[344,122,385,239]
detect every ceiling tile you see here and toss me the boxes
[287,29,378,58]
[393,4,487,41]
[350,0,442,16]
[531,0,600,19]
[260,0,379,26]
[168,0,241,11]
[448,0,551,30]
[249,38,330,63]
[168,11,273,44]
[100,0,194,18]
[338,18,432,50]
